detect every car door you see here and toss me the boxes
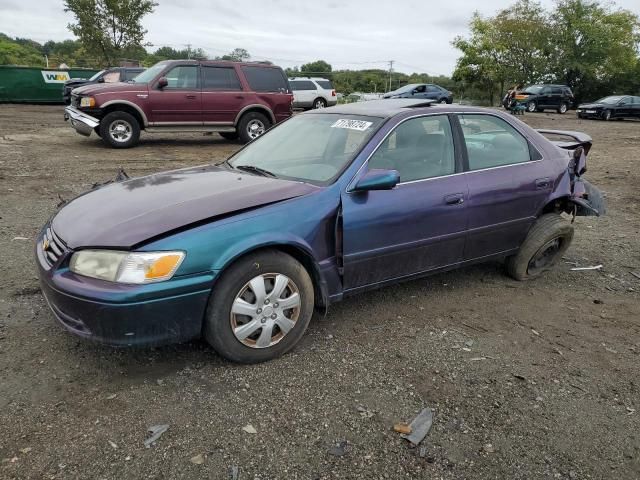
[147,64,201,125]
[201,65,245,124]
[341,114,468,290]
[616,96,633,118]
[425,85,440,100]
[457,113,552,260]
[632,97,640,118]
[538,86,552,107]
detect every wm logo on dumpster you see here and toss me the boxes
[41,71,71,83]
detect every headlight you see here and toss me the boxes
[79,96,95,108]
[69,250,185,284]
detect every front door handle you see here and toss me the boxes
[535,177,551,189]
[185,94,197,99]
[444,193,465,205]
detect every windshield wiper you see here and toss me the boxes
[234,165,278,178]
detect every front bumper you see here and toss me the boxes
[576,109,601,118]
[64,106,100,137]
[36,231,215,347]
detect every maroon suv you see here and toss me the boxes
[64,60,293,148]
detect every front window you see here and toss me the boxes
[229,114,383,184]
[164,65,198,89]
[393,84,419,94]
[131,62,168,83]
[102,71,121,83]
[523,85,543,94]
[89,70,106,81]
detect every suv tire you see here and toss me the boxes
[505,213,574,281]
[238,111,272,144]
[99,111,140,148]
[527,101,537,113]
[203,250,315,363]
[558,102,568,114]
[219,131,239,141]
[313,98,327,109]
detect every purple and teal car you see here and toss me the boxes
[36,99,604,363]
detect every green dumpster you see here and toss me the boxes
[0,66,99,103]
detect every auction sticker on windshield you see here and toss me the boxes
[331,119,373,131]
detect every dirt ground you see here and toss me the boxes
[0,104,639,480]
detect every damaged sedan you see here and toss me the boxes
[36,99,604,363]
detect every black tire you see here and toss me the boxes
[439,98,448,104]
[93,126,101,137]
[602,110,612,121]
[558,102,568,114]
[527,101,537,113]
[219,131,239,141]
[237,111,271,144]
[312,98,327,109]
[505,213,574,281]
[99,111,140,148]
[204,250,315,363]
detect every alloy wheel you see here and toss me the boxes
[230,273,301,348]
[527,101,536,112]
[246,119,266,139]
[109,120,133,143]
[314,99,325,109]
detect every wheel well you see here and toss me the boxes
[539,196,570,216]
[237,107,274,126]
[102,104,145,129]
[217,245,328,309]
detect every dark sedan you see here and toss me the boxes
[383,83,453,103]
[577,95,640,121]
[62,67,144,104]
[36,99,603,363]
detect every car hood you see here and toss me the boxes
[64,79,93,88]
[73,82,147,96]
[52,165,320,249]
[578,103,605,109]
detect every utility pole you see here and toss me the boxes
[387,60,394,92]
[186,44,192,59]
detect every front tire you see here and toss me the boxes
[204,250,315,363]
[602,110,612,121]
[527,101,537,113]
[439,98,448,104]
[237,111,271,144]
[99,111,140,148]
[506,213,574,281]
[558,102,568,114]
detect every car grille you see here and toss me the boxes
[42,227,67,266]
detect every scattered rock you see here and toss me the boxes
[144,424,169,448]
[19,447,32,454]
[105,393,117,400]
[393,422,412,435]
[190,453,205,464]
[483,443,495,454]
[242,424,257,434]
[228,465,240,479]
[328,440,348,456]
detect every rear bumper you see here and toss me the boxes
[64,106,100,136]
[36,235,214,347]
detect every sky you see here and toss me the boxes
[1,0,639,75]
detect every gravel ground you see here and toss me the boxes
[0,105,639,480]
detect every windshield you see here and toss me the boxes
[392,84,420,94]
[523,85,543,94]
[89,70,105,81]
[132,62,167,83]
[595,96,623,104]
[229,114,383,184]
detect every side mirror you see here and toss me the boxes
[157,77,168,89]
[97,77,105,83]
[353,169,400,192]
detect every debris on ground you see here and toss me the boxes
[19,447,32,454]
[327,440,348,456]
[356,405,374,418]
[228,465,240,479]
[393,423,412,434]
[531,328,540,336]
[108,440,117,450]
[12,237,28,241]
[105,393,117,400]
[190,453,205,464]
[242,424,257,434]
[400,408,434,445]
[144,424,169,448]
[630,272,640,280]
[570,265,603,271]
[483,443,496,454]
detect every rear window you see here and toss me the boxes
[316,80,333,90]
[290,80,316,91]
[241,66,288,92]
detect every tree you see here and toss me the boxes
[64,0,158,65]
[550,0,640,100]
[217,48,250,62]
[300,60,332,74]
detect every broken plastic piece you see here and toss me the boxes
[144,424,169,448]
[400,408,434,445]
[570,265,603,271]
[393,423,412,434]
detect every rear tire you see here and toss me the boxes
[558,102,568,114]
[99,111,140,148]
[237,111,271,144]
[506,213,574,281]
[204,250,314,363]
[439,98,448,104]
[219,131,239,141]
[527,101,537,113]
[313,98,327,109]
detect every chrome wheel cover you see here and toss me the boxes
[247,119,265,139]
[314,99,325,109]
[230,273,301,348]
[109,119,133,143]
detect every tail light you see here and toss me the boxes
[331,90,336,97]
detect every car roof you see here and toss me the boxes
[160,59,283,68]
[305,99,490,119]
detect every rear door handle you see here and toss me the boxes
[444,193,465,205]
[185,94,197,99]
[535,177,551,189]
